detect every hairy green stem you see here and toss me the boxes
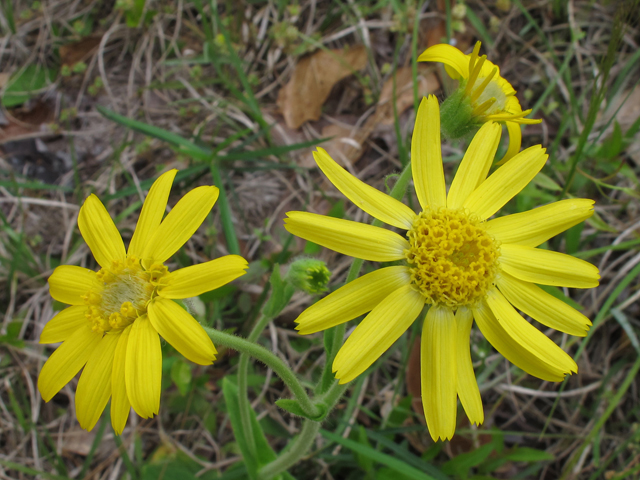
[258,419,321,480]
[203,327,319,418]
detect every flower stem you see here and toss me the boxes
[258,419,321,480]
[203,327,320,418]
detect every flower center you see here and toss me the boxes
[82,256,169,334]
[404,208,500,308]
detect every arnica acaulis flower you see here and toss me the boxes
[39,170,248,434]
[284,96,599,441]
[419,41,542,163]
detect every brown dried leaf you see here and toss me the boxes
[320,123,363,166]
[0,101,53,143]
[377,66,440,125]
[0,72,10,89]
[406,336,423,419]
[277,46,368,129]
[59,36,102,67]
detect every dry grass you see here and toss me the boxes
[1,0,639,479]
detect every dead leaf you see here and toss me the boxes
[0,72,10,89]
[277,45,368,129]
[60,428,115,457]
[59,36,102,67]
[603,86,640,166]
[405,336,423,419]
[320,124,363,167]
[377,66,440,125]
[0,100,53,143]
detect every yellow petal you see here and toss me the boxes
[125,315,161,418]
[76,333,119,431]
[486,199,594,247]
[314,148,416,229]
[495,121,522,165]
[455,307,483,426]
[128,170,177,258]
[447,122,502,209]
[48,265,101,305]
[40,306,88,344]
[78,195,126,268]
[333,284,424,384]
[38,325,102,402]
[284,212,408,262]
[485,289,578,377]
[111,325,131,435]
[159,255,248,299]
[497,272,591,336]
[472,300,567,382]
[142,186,219,266]
[463,145,548,220]
[295,266,412,335]
[412,95,446,209]
[417,44,470,78]
[422,305,457,442]
[148,298,216,365]
[500,244,600,288]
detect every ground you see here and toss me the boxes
[1,0,640,479]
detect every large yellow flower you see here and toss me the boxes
[39,170,248,434]
[284,96,599,441]
[419,42,541,163]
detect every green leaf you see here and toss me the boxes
[125,0,146,27]
[222,377,281,480]
[170,360,192,396]
[537,285,582,310]
[320,429,438,480]
[503,447,554,462]
[2,65,57,107]
[263,266,295,318]
[442,443,496,477]
[355,426,375,474]
[275,399,328,421]
[532,172,562,191]
[564,222,584,255]
[365,428,449,480]
[318,327,337,394]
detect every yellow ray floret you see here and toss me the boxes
[39,170,248,434]
[285,95,599,441]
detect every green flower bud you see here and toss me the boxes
[439,82,483,141]
[286,258,331,295]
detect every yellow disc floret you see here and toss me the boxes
[82,256,169,334]
[405,208,500,308]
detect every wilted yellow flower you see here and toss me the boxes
[39,170,248,434]
[419,41,541,163]
[284,96,598,441]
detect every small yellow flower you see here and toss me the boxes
[419,41,541,163]
[284,96,599,441]
[39,170,248,434]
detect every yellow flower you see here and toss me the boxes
[39,170,248,434]
[284,96,599,441]
[419,41,541,163]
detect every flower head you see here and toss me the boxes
[419,41,541,163]
[284,96,599,441]
[39,170,248,434]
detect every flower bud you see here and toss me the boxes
[286,258,331,294]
